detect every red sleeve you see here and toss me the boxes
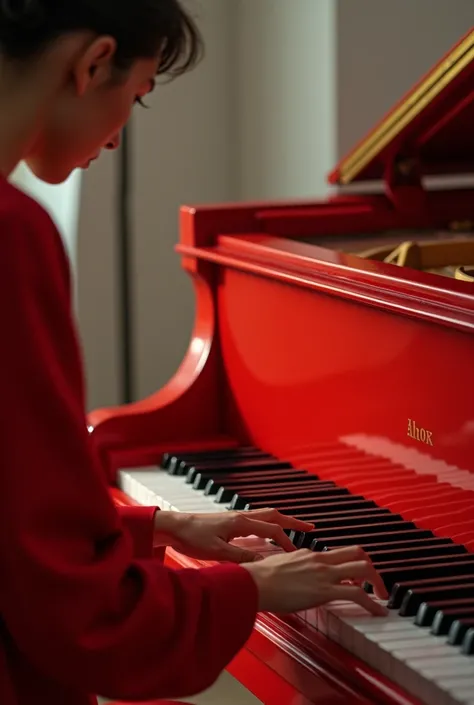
[0,192,258,700]
[117,505,157,559]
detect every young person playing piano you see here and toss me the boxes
[0,2,388,704]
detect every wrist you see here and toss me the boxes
[153,510,186,547]
[241,561,271,611]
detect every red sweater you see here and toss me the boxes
[0,175,258,705]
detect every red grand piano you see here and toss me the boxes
[89,29,474,705]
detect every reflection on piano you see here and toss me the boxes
[88,28,474,705]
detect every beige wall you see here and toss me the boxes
[235,0,336,200]
[77,0,473,412]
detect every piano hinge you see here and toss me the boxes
[384,153,426,214]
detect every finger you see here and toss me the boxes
[238,518,297,552]
[317,547,389,600]
[214,540,264,564]
[331,560,388,600]
[243,508,314,532]
[331,585,388,616]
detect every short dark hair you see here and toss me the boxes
[0,0,203,77]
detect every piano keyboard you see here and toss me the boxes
[118,446,474,705]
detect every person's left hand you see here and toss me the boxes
[153,508,314,563]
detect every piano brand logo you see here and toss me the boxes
[407,419,433,446]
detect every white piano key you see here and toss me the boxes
[438,676,474,690]
[306,608,318,629]
[327,603,474,704]
[448,690,474,705]
[414,655,474,679]
[119,467,226,513]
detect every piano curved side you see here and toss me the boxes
[88,267,227,482]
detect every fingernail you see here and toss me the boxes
[253,554,264,561]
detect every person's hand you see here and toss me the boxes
[242,546,389,615]
[153,508,314,562]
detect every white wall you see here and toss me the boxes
[77,1,474,411]
[236,0,336,200]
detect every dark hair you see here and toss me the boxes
[0,0,203,77]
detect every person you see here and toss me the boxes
[0,2,388,704]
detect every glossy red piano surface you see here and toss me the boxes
[89,28,474,705]
[91,194,474,704]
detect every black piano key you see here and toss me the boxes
[400,583,474,617]
[416,598,474,627]
[222,478,334,497]
[242,496,378,512]
[461,627,474,655]
[217,483,340,505]
[375,558,474,593]
[389,574,474,609]
[431,607,474,635]
[328,537,453,555]
[294,513,405,545]
[184,458,291,482]
[283,509,393,533]
[367,542,466,564]
[312,529,433,552]
[302,520,417,546]
[228,486,351,509]
[447,618,474,646]
[290,507,392,520]
[204,473,325,495]
[379,552,474,571]
[288,513,401,548]
[164,447,263,473]
[191,462,298,483]
[214,480,334,504]
[199,469,309,493]
[268,507,392,525]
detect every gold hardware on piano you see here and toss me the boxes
[456,266,474,282]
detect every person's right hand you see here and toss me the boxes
[242,546,388,616]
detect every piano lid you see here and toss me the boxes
[328,28,474,186]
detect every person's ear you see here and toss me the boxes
[72,36,117,97]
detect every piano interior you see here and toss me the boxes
[89,27,474,705]
[302,226,474,282]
